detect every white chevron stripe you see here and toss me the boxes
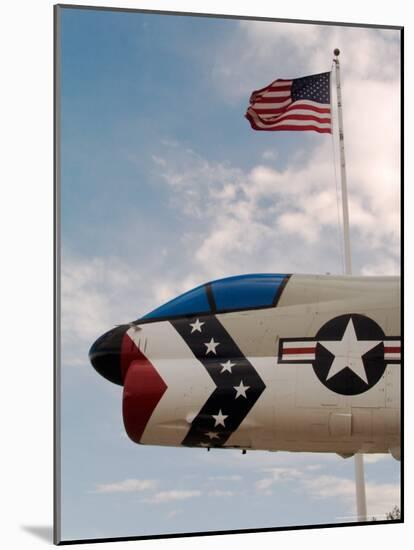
[127,322,216,446]
[225,357,274,448]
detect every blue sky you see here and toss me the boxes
[59,6,401,542]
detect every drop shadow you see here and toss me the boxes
[21,525,54,543]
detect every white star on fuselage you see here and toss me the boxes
[318,318,380,384]
[205,338,220,355]
[233,380,250,398]
[190,318,204,333]
[220,360,235,373]
[212,409,228,427]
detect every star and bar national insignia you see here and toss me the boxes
[278,313,400,396]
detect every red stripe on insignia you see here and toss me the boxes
[122,334,167,444]
[384,346,400,353]
[283,347,316,354]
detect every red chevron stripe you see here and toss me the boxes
[121,333,167,444]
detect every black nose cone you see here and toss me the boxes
[89,325,129,386]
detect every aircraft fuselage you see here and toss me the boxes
[89,274,401,459]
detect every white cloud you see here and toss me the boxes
[262,150,278,162]
[94,478,158,494]
[152,145,243,220]
[207,475,242,481]
[302,474,400,520]
[301,474,356,500]
[363,454,391,465]
[361,257,400,276]
[207,489,237,497]
[255,467,303,491]
[212,22,399,102]
[61,252,186,367]
[255,466,400,520]
[152,132,399,282]
[143,490,202,504]
[366,482,401,519]
[61,254,140,345]
[61,253,146,369]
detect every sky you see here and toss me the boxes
[58,6,401,542]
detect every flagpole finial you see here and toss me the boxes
[334,48,340,57]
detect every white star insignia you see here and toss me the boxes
[189,318,204,333]
[220,360,236,373]
[205,338,220,355]
[233,380,250,399]
[319,318,380,384]
[212,409,228,427]
[205,431,220,440]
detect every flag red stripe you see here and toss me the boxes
[254,103,331,115]
[248,116,331,129]
[251,79,292,96]
[253,96,292,104]
[252,100,292,111]
[251,124,331,133]
[259,114,331,125]
[267,85,292,92]
[246,115,332,133]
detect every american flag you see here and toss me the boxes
[245,72,332,134]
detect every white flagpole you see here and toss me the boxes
[333,48,367,522]
[333,49,352,274]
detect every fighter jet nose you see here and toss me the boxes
[89,325,129,386]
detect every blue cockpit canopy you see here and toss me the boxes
[139,273,289,322]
